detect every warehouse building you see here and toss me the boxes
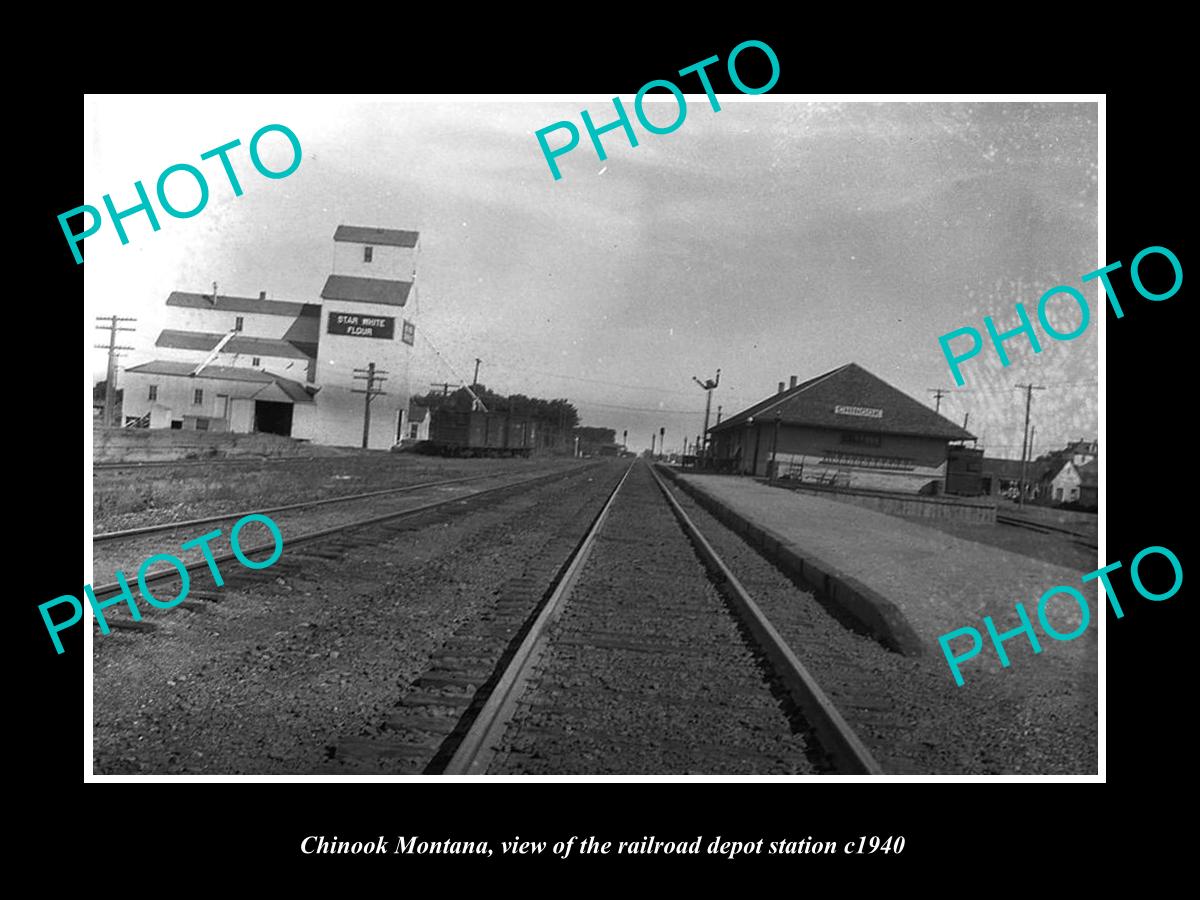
[708,363,975,493]
[121,225,419,450]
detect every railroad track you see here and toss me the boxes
[94,456,325,471]
[89,464,599,602]
[333,461,880,776]
[996,513,1097,549]
[94,471,508,543]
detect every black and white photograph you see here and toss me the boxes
[81,93,1102,779]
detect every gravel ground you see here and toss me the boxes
[664,478,1098,775]
[897,516,1097,572]
[93,467,577,586]
[93,454,578,533]
[490,464,820,775]
[92,462,618,774]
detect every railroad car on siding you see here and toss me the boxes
[420,408,538,457]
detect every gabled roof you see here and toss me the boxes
[166,292,320,318]
[321,274,412,307]
[123,360,315,403]
[1042,459,1078,483]
[1078,459,1098,488]
[281,314,319,346]
[155,329,316,360]
[711,363,975,441]
[334,225,420,248]
[408,403,430,423]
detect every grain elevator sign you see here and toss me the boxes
[327,312,395,339]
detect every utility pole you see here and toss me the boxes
[95,315,136,427]
[471,358,482,411]
[651,434,656,457]
[352,362,389,449]
[1015,383,1045,508]
[430,382,456,396]
[716,405,722,425]
[692,369,721,458]
[659,427,665,461]
[622,429,627,451]
[928,388,948,415]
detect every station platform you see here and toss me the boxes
[665,470,1098,676]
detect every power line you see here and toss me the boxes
[576,400,707,414]
[501,366,700,395]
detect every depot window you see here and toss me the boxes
[252,356,261,367]
[840,432,882,447]
[234,316,244,332]
[193,389,204,405]
[363,246,373,263]
[148,385,158,401]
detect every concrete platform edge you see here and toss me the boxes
[657,465,926,657]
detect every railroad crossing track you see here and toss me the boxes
[94,471,506,544]
[333,461,881,776]
[89,464,600,604]
[996,513,1097,550]
[94,457,324,471]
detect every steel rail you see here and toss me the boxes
[442,462,636,775]
[89,466,596,599]
[94,457,323,470]
[996,513,1096,547]
[648,464,884,775]
[94,471,511,543]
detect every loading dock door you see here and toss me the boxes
[254,400,293,436]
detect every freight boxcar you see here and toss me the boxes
[944,445,984,496]
[422,409,538,457]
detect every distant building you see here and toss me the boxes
[92,381,123,423]
[1077,460,1098,509]
[1031,438,1099,506]
[120,225,420,449]
[1065,439,1098,467]
[1043,459,1084,504]
[982,457,1051,501]
[708,363,975,493]
[404,403,431,442]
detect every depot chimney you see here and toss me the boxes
[790,375,798,389]
[778,381,785,393]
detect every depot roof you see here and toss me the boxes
[334,225,420,248]
[124,360,315,403]
[321,274,413,307]
[711,363,975,441]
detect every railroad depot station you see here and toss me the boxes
[708,363,977,494]
[121,226,419,451]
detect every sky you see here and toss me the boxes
[84,96,1098,457]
